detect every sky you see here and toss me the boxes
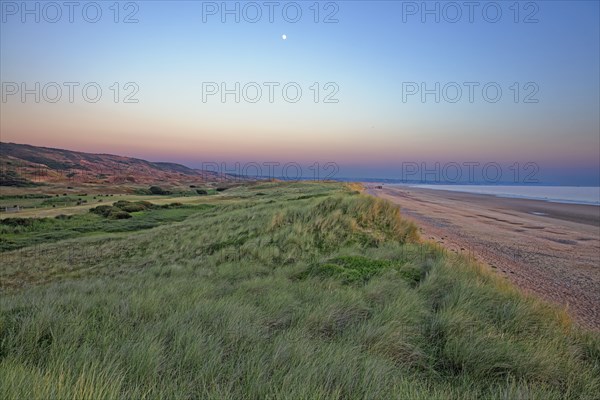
[1,0,599,185]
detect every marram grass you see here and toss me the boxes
[1,182,599,399]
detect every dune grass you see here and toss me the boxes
[1,182,599,399]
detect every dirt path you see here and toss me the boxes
[368,185,600,330]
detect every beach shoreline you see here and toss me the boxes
[368,185,600,330]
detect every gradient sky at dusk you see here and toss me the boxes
[1,1,599,184]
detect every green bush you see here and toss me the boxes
[0,218,36,227]
[89,205,114,218]
[149,186,170,195]
[113,201,154,213]
[160,202,183,209]
[109,210,132,220]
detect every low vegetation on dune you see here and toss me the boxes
[1,182,599,399]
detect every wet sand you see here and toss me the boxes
[368,185,600,330]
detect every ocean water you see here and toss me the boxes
[402,185,600,206]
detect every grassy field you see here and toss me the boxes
[0,185,221,219]
[1,182,599,399]
[0,202,215,252]
[0,196,228,222]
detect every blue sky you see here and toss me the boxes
[1,1,599,184]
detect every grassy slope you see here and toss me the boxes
[1,182,599,399]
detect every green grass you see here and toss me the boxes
[0,202,214,252]
[297,256,423,285]
[1,182,599,399]
[0,190,209,212]
[1,194,109,210]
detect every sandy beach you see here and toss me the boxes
[368,185,600,330]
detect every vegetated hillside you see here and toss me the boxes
[1,182,599,399]
[0,142,224,186]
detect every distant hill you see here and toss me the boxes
[0,142,224,186]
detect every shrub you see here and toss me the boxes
[113,201,154,213]
[89,201,160,218]
[89,205,115,218]
[109,210,132,220]
[160,202,183,209]
[196,189,208,195]
[149,186,170,195]
[0,218,35,227]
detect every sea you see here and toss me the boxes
[396,185,600,206]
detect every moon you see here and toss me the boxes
[282,34,287,40]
